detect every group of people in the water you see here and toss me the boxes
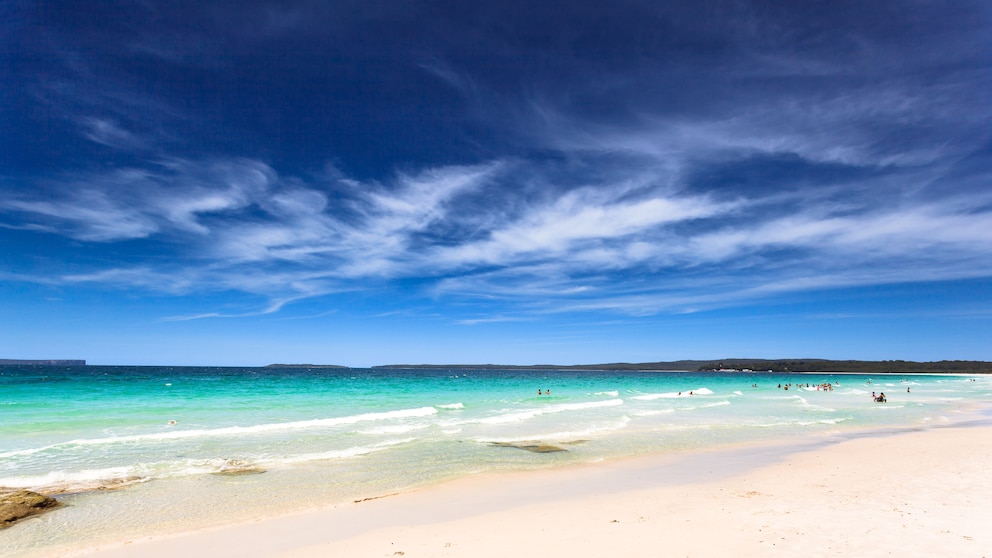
[533,380,923,402]
[776,382,836,391]
[774,381,894,403]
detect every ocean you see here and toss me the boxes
[2,366,991,556]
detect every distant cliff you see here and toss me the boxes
[0,359,86,366]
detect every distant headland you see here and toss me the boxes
[0,359,86,366]
[264,363,350,369]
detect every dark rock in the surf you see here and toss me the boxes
[0,489,60,528]
[492,441,567,453]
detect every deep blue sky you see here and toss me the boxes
[2,1,991,366]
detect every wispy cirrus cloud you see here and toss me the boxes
[0,158,505,300]
[3,146,991,319]
[425,185,992,316]
[2,159,273,241]
[78,117,147,151]
[4,188,159,242]
[431,182,739,269]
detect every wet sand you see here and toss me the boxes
[56,424,992,557]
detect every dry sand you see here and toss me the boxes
[73,424,992,558]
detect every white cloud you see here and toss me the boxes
[5,190,159,241]
[1,158,276,241]
[79,117,146,150]
[62,267,196,293]
[432,183,739,270]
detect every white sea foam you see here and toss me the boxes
[749,417,850,428]
[436,403,464,410]
[277,438,416,464]
[0,436,421,491]
[675,400,732,412]
[631,392,680,400]
[0,466,140,490]
[788,395,838,412]
[633,387,714,400]
[468,398,624,425]
[357,423,430,435]
[11,462,244,492]
[477,416,631,443]
[632,409,676,416]
[698,400,731,409]
[0,446,55,459]
[594,390,619,397]
[0,406,439,459]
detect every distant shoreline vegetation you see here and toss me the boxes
[264,364,350,369]
[0,359,86,366]
[368,359,992,374]
[2,359,989,374]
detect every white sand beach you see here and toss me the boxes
[64,423,992,558]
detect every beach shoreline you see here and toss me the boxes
[43,419,992,558]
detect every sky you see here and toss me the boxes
[1,1,991,367]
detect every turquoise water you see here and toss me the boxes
[2,366,991,556]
